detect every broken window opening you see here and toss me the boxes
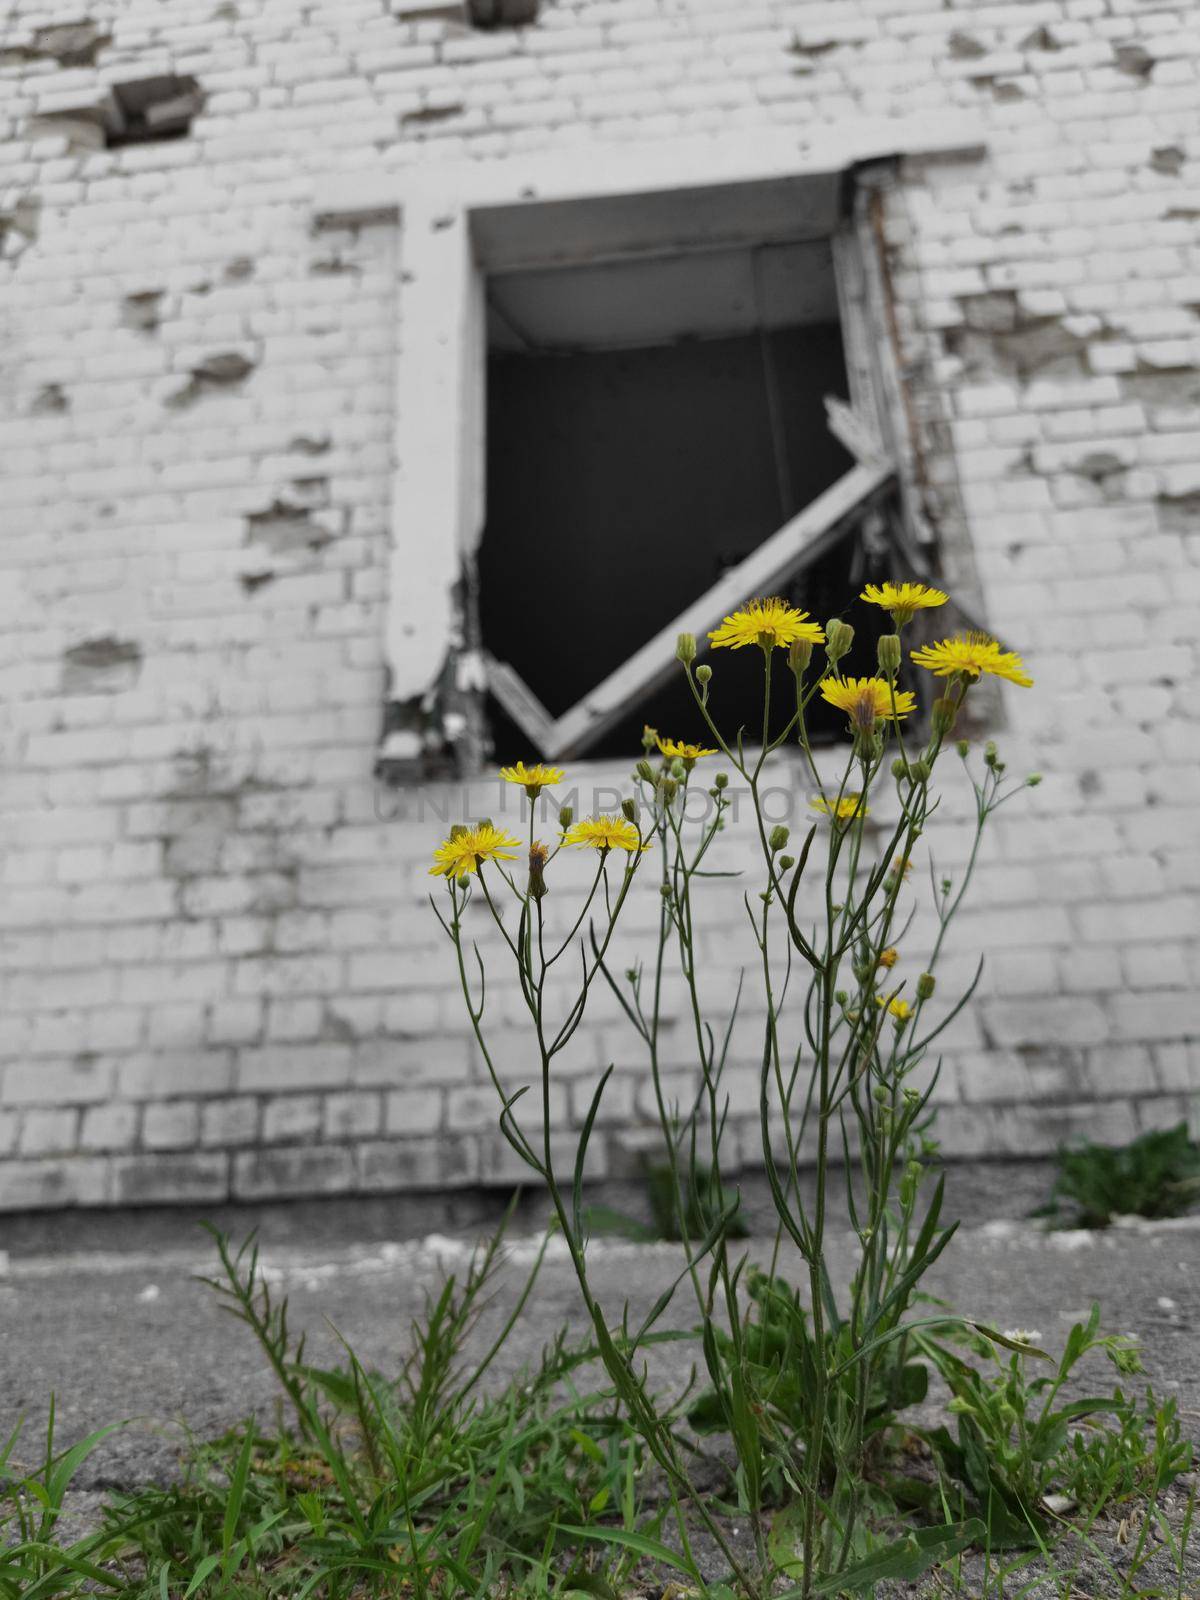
[467,0,539,26]
[477,239,925,765]
[105,75,204,148]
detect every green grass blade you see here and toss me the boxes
[555,1523,699,1580]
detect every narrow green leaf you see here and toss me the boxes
[555,1523,698,1580]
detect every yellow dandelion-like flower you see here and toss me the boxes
[499,761,565,796]
[656,735,717,767]
[809,793,869,824]
[430,822,522,881]
[875,995,912,1021]
[560,815,649,855]
[861,580,948,624]
[708,596,825,652]
[910,633,1033,688]
[891,855,912,880]
[877,947,899,969]
[820,676,917,734]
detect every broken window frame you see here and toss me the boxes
[312,126,986,778]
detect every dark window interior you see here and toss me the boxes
[479,250,901,762]
[106,76,203,147]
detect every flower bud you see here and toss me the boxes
[910,759,931,784]
[955,739,970,759]
[696,663,712,687]
[891,757,906,778]
[635,759,655,783]
[825,618,854,666]
[476,818,493,832]
[931,697,957,737]
[670,758,686,781]
[1026,773,1042,787]
[641,725,658,752]
[769,825,790,854]
[877,633,902,678]
[899,1158,922,1208]
[661,777,677,802]
[621,797,637,823]
[675,632,697,666]
[788,638,813,676]
[916,972,936,1001]
[527,841,549,901]
[558,804,573,828]
[449,823,469,840]
[834,989,848,1006]
[660,882,672,899]
[984,740,998,767]
[778,854,795,871]
[714,771,729,790]
[878,947,898,969]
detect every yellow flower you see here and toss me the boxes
[861,580,948,624]
[877,947,899,969]
[891,855,912,880]
[809,793,868,824]
[708,596,825,652]
[499,761,564,795]
[875,994,912,1022]
[430,822,522,880]
[561,815,649,854]
[819,676,916,734]
[910,633,1033,688]
[656,735,717,767]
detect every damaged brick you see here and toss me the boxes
[31,383,69,415]
[948,31,987,59]
[787,33,839,58]
[401,103,466,126]
[1156,492,1200,534]
[166,351,256,408]
[61,636,142,694]
[106,76,205,148]
[2,19,111,67]
[1019,25,1060,51]
[1072,452,1127,483]
[1150,146,1185,177]
[0,195,41,261]
[121,290,165,333]
[289,434,331,456]
[244,496,334,557]
[310,254,362,276]
[946,291,1095,381]
[1114,43,1155,79]
[467,0,539,25]
[224,257,255,281]
[1123,368,1200,411]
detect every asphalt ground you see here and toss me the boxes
[0,1159,1197,1580]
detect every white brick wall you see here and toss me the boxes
[1,0,1197,1207]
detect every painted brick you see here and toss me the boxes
[231,1144,357,1199]
[142,1100,202,1150]
[112,1153,230,1206]
[1,0,1197,1206]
